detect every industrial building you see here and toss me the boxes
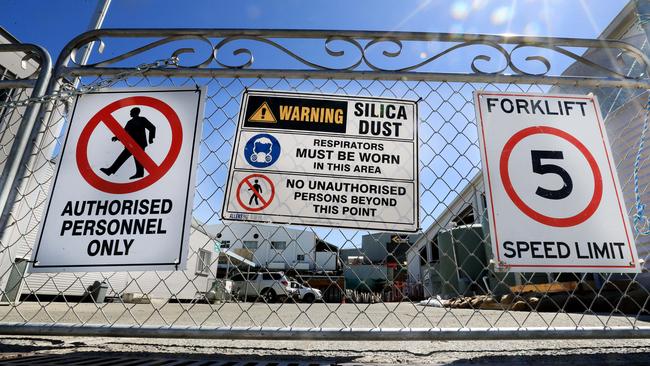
[406,173,489,299]
[360,232,422,265]
[338,232,421,299]
[205,222,340,276]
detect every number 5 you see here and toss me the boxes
[531,150,573,200]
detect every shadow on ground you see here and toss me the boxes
[2,339,650,365]
[445,352,650,366]
[0,337,68,355]
[0,350,350,365]
[3,349,650,366]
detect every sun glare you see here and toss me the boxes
[451,1,470,20]
[491,6,511,25]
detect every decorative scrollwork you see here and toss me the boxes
[362,38,512,75]
[56,29,650,87]
[72,35,214,69]
[213,35,364,70]
[508,43,642,79]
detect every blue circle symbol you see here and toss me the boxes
[244,133,281,168]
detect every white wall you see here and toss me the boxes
[8,162,113,297]
[206,222,318,271]
[122,223,217,300]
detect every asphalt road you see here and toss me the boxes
[1,302,650,364]
[1,302,648,329]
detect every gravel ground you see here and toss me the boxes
[1,335,650,365]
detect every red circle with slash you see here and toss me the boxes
[236,173,275,212]
[76,96,183,194]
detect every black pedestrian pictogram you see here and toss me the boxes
[248,179,263,206]
[100,107,156,180]
[77,96,182,194]
[235,173,275,212]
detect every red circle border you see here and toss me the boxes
[76,96,183,194]
[499,126,603,227]
[236,173,275,212]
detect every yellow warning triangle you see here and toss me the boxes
[248,101,277,123]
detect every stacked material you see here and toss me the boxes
[418,280,650,314]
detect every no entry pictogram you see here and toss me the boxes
[499,126,603,227]
[236,173,275,212]
[76,96,183,194]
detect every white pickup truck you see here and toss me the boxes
[289,281,323,303]
[230,271,295,303]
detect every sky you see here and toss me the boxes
[0,0,631,63]
[0,0,637,249]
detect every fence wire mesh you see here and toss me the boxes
[1,29,650,339]
[0,86,30,170]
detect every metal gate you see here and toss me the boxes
[0,28,650,340]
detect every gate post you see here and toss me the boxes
[0,44,51,239]
[0,44,51,304]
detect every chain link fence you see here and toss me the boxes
[0,29,650,340]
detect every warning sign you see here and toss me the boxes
[223,90,419,232]
[247,101,277,123]
[475,91,640,273]
[30,88,205,272]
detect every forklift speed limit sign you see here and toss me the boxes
[475,91,640,273]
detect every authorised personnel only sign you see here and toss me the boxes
[223,90,419,232]
[30,87,205,272]
[475,91,640,272]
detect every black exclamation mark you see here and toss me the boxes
[261,107,267,119]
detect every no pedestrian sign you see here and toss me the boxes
[475,91,640,273]
[30,88,205,272]
[223,90,419,232]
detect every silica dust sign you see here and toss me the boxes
[30,88,205,272]
[223,90,419,232]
